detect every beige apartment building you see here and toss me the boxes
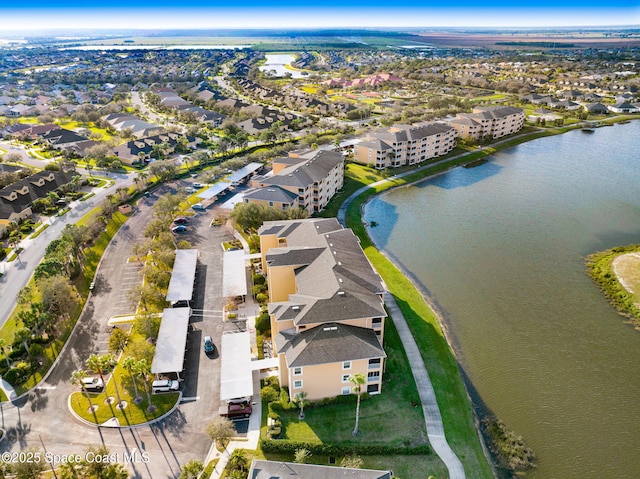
[248,149,343,213]
[449,106,525,140]
[258,218,387,400]
[354,122,456,169]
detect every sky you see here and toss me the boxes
[0,2,639,31]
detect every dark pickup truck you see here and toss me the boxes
[219,401,252,420]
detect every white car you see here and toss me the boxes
[152,380,180,393]
[81,377,104,392]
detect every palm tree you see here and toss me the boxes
[14,328,31,355]
[136,359,155,412]
[70,369,97,418]
[349,373,366,436]
[294,391,307,419]
[86,353,123,411]
[85,162,94,177]
[122,357,142,403]
[0,338,11,368]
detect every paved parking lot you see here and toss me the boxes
[0,184,243,478]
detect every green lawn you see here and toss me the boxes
[275,319,427,448]
[70,386,179,426]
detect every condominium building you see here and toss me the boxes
[449,106,525,140]
[258,218,387,400]
[247,149,344,213]
[354,122,456,169]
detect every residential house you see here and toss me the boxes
[103,113,164,139]
[449,106,525,140]
[112,132,198,165]
[39,128,89,148]
[259,218,387,400]
[354,122,456,169]
[248,460,393,479]
[584,103,609,115]
[529,108,562,122]
[249,149,343,213]
[608,102,639,113]
[0,170,75,236]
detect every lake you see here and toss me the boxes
[364,121,640,478]
[259,54,306,78]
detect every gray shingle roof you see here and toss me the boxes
[277,322,386,367]
[243,186,298,204]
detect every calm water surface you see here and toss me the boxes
[365,122,640,479]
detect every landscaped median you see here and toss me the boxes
[69,386,180,427]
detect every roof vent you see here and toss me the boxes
[338,291,345,296]
[323,326,338,331]
[292,306,300,311]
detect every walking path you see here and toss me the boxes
[384,292,466,479]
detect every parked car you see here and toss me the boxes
[152,380,180,393]
[193,182,203,189]
[192,203,205,211]
[203,335,216,354]
[81,377,104,392]
[171,225,187,233]
[173,217,189,224]
[219,401,252,420]
[185,186,196,194]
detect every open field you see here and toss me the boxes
[613,253,640,296]
[410,31,640,49]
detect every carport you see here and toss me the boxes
[198,181,232,201]
[220,331,253,403]
[151,307,191,380]
[223,249,248,299]
[226,162,262,186]
[166,249,198,306]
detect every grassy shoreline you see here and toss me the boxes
[586,244,640,329]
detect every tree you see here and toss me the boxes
[0,338,10,368]
[60,445,129,479]
[86,354,115,404]
[206,416,235,450]
[135,358,155,412]
[179,460,203,479]
[122,357,142,403]
[8,448,45,479]
[109,327,129,354]
[14,328,31,355]
[71,369,96,413]
[294,448,312,464]
[294,391,307,419]
[349,373,366,436]
[39,275,80,319]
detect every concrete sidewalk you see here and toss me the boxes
[0,378,17,401]
[384,292,466,479]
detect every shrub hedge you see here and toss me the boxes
[260,439,430,456]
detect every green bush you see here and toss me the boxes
[256,293,268,305]
[260,439,430,456]
[261,385,280,403]
[255,310,271,333]
[263,375,280,390]
[253,274,266,285]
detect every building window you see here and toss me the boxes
[368,358,381,369]
[341,386,351,395]
[368,371,380,382]
[293,380,303,389]
[293,367,303,376]
[367,384,380,394]
[342,374,350,383]
[342,361,351,370]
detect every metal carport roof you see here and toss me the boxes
[166,249,198,302]
[151,308,190,375]
[223,249,248,297]
[220,331,253,402]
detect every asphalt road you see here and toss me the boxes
[0,179,236,478]
[0,165,133,331]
